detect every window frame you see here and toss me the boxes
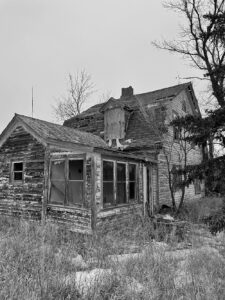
[11,161,24,184]
[49,157,85,207]
[128,163,137,201]
[102,159,138,208]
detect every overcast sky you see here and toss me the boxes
[0,0,205,132]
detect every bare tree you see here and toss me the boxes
[154,0,225,107]
[53,70,95,122]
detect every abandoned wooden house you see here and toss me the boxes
[0,82,204,232]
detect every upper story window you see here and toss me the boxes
[12,162,24,182]
[182,100,187,112]
[172,110,181,140]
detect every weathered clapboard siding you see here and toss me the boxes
[0,199,42,220]
[0,126,45,203]
[46,205,92,230]
[96,203,143,230]
[0,126,92,232]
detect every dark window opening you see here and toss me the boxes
[182,100,187,112]
[13,162,23,182]
[103,161,114,206]
[117,163,126,204]
[68,160,84,206]
[129,164,136,200]
[174,127,181,140]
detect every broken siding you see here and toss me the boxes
[0,126,45,204]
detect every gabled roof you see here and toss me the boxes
[63,82,200,151]
[0,114,108,150]
[64,82,198,121]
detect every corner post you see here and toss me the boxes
[91,155,97,231]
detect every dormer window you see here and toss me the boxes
[104,108,125,141]
[100,97,131,146]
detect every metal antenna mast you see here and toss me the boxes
[32,86,34,118]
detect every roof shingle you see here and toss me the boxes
[15,114,107,148]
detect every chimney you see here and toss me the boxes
[121,86,133,98]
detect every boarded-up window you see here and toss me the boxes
[103,161,114,206]
[49,160,65,205]
[12,162,23,182]
[68,160,84,205]
[104,108,125,140]
[117,163,126,204]
[129,164,136,200]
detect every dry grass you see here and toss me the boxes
[0,198,225,299]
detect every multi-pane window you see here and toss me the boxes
[12,162,24,182]
[49,159,84,206]
[103,160,137,207]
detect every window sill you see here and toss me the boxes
[47,204,89,212]
[101,201,141,211]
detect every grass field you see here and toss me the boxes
[0,197,224,299]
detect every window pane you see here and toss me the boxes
[117,182,126,204]
[129,164,136,181]
[68,182,83,205]
[129,182,135,200]
[103,182,114,206]
[69,160,83,180]
[49,181,65,204]
[14,172,23,181]
[103,161,113,181]
[51,161,65,180]
[117,163,126,181]
[14,163,23,171]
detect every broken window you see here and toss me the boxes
[68,160,84,206]
[49,160,66,205]
[117,163,126,204]
[12,162,23,182]
[103,161,114,206]
[129,164,136,200]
